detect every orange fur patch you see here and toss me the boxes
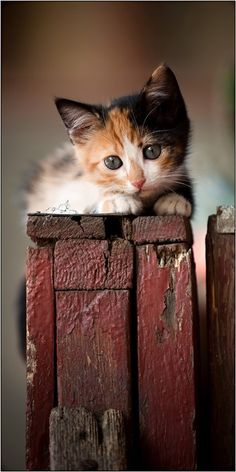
[74,107,185,190]
[75,107,142,187]
[158,143,185,172]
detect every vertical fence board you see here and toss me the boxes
[25,214,199,471]
[137,244,197,470]
[54,239,133,290]
[49,407,127,471]
[56,289,133,455]
[26,246,55,470]
[206,215,235,470]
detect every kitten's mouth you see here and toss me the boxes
[129,185,146,195]
[129,187,142,195]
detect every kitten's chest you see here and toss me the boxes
[55,179,101,212]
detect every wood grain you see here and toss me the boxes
[216,206,235,233]
[27,215,106,241]
[27,214,192,244]
[206,216,235,470]
[132,215,192,244]
[25,214,199,471]
[54,239,133,289]
[137,243,197,470]
[56,290,132,418]
[26,246,55,470]
[49,407,127,471]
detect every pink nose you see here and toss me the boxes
[132,178,146,189]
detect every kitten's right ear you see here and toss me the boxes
[141,64,188,127]
[55,98,101,143]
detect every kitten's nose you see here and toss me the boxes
[132,178,146,189]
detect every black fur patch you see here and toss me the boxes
[20,161,43,195]
[51,152,75,170]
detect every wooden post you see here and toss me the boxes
[26,246,55,470]
[49,407,127,471]
[135,221,198,470]
[26,214,198,471]
[206,206,235,470]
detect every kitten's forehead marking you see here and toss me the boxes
[123,135,138,158]
[108,107,137,145]
[123,136,135,173]
[123,135,144,178]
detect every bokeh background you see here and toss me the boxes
[2,2,234,469]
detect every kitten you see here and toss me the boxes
[24,64,194,218]
[18,65,193,358]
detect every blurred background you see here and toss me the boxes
[2,2,234,469]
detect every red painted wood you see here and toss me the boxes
[25,214,198,471]
[27,214,193,245]
[206,216,235,470]
[137,244,197,470]
[132,215,192,244]
[27,215,106,241]
[56,290,132,417]
[54,239,133,289]
[26,246,55,471]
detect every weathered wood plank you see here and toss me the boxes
[132,215,192,244]
[206,215,235,470]
[54,239,133,289]
[137,243,197,470]
[27,214,106,240]
[27,214,192,244]
[216,205,235,233]
[49,407,127,471]
[26,246,55,470]
[56,290,132,418]
[25,214,197,471]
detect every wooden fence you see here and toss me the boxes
[25,210,234,471]
[206,207,235,470]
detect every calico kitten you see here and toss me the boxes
[18,65,193,358]
[24,64,194,217]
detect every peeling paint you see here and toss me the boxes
[174,251,187,270]
[86,354,92,366]
[157,246,188,269]
[82,291,107,318]
[145,245,151,263]
[216,205,235,233]
[176,307,184,332]
[27,339,37,385]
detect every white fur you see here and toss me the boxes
[26,137,191,217]
[27,178,101,214]
[154,193,192,217]
[96,194,143,215]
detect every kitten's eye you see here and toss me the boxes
[104,155,123,170]
[143,144,161,160]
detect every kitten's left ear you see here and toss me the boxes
[141,64,188,125]
[55,98,102,143]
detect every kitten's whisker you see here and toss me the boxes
[170,181,192,188]
[128,102,140,137]
[141,105,159,136]
[156,177,192,188]
[144,130,161,137]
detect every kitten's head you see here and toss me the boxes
[55,64,190,197]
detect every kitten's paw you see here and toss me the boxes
[96,199,116,214]
[120,197,143,215]
[154,193,192,217]
[96,196,143,215]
